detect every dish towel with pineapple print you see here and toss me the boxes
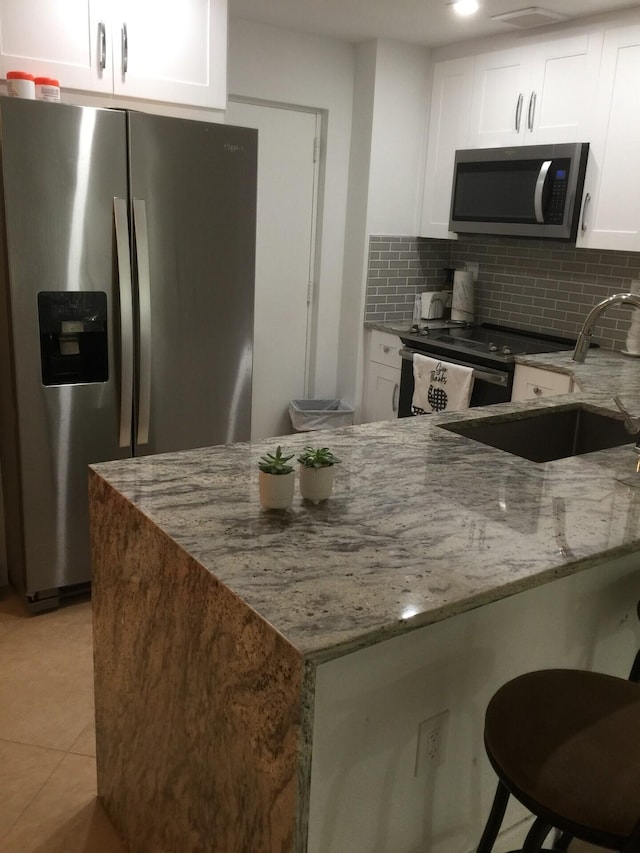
[412,353,474,415]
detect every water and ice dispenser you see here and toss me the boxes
[38,292,108,385]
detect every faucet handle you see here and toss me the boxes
[613,395,640,434]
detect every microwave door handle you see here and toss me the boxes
[534,159,552,223]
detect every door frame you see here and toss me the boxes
[227,95,323,397]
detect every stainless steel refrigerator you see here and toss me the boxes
[0,97,257,611]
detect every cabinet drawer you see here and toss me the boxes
[368,330,402,369]
[512,365,573,401]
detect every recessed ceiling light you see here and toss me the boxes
[451,0,480,15]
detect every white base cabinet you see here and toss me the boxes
[0,0,226,109]
[512,364,574,402]
[364,330,402,423]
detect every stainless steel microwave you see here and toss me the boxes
[449,142,589,241]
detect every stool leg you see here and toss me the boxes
[476,780,510,853]
[522,817,553,852]
[551,830,573,851]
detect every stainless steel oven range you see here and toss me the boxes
[398,323,576,417]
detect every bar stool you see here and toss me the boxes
[476,601,640,853]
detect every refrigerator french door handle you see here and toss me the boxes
[534,160,552,223]
[113,198,134,448]
[133,199,152,446]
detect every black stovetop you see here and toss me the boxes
[400,323,576,365]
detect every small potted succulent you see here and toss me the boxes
[297,446,341,505]
[258,446,295,509]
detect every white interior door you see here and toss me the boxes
[225,100,319,440]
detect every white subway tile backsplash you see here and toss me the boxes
[365,233,640,350]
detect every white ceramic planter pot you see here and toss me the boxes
[299,465,335,505]
[258,470,295,510]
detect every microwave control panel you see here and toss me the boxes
[546,163,570,224]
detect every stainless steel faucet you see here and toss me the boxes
[614,396,640,461]
[573,292,640,362]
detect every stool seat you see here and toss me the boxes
[484,668,640,849]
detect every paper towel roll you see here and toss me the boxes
[624,279,640,355]
[451,270,474,322]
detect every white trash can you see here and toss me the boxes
[288,399,354,432]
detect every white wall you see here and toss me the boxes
[227,25,432,412]
[228,18,355,398]
[337,39,431,419]
[336,41,378,418]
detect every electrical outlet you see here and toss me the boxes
[414,711,448,776]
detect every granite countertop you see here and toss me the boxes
[91,348,640,664]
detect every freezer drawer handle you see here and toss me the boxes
[133,199,152,446]
[113,198,134,448]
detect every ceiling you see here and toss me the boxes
[229,0,638,49]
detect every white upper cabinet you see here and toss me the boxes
[110,0,226,108]
[576,26,640,251]
[468,47,530,148]
[529,34,602,145]
[467,34,603,148]
[0,0,227,109]
[420,56,474,239]
[0,0,111,93]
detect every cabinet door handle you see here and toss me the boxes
[383,345,391,354]
[527,91,537,131]
[121,23,128,75]
[515,93,524,133]
[581,192,591,234]
[98,22,107,71]
[533,386,543,395]
[392,382,399,413]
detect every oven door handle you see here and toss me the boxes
[399,347,509,387]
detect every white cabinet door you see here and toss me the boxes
[0,0,111,93]
[420,56,474,239]
[365,362,401,422]
[111,0,226,109]
[577,26,640,252]
[468,35,603,149]
[527,34,603,145]
[468,48,531,148]
[511,364,573,401]
[363,331,402,423]
[0,0,226,109]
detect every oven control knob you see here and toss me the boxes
[488,343,498,352]
[502,346,512,355]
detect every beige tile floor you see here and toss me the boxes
[0,586,125,852]
[0,585,610,853]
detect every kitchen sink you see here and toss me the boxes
[439,404,635,463]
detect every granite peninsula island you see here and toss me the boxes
[90,349,640,853]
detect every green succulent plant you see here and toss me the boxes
[297,446,342,469]
[258,446,294,475]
